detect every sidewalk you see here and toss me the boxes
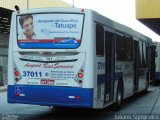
[0,85,7,92]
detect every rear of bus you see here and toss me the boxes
[8,8,94,108]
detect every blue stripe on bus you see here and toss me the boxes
[8,85,93,108]
[97,72,123,85]
[18,43,80,49]
[155,72,160,80]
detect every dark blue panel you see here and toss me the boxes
[97,72,123,85]
[8,85,93,108]
[155,72,160,80]
[97,74,105,85]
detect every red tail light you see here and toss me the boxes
[15,71,19,76]
[74,66,84,86]
[15,78,19,81]
[14,65,22,83]
[78,73,83,78]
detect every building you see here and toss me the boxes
[136,0,160,36]
[0,0,71,86]
[136,0,160,83]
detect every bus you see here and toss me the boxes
[151,42,160,83]
[8,8,152,109]
[155,42,160,81]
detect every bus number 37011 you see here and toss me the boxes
[23,71,42,77]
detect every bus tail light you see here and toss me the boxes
[15,78,19,81]
[14,65,22,82]
[78,73,83,78]
[78,80,82,84]
[74,65,85,86]
[15,71,19,76]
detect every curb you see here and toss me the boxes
[0,85,7,92]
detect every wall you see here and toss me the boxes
[136,0,160,18]
[0,33,8,85]
[0,0,71,10]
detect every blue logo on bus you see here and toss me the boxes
[15,86,23,94]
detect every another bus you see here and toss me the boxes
[151,42,160,83]
[155,42,160,81]
[8,8,152,109]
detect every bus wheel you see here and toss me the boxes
[114,81,123,110]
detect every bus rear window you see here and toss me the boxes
[17,13,84,49]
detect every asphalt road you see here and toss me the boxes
[0,86,160,120]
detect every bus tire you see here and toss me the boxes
[114,80,123,110]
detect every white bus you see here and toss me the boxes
[8,8,152,109]
[152,42,160,83]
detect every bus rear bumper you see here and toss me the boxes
[8,85,93,108]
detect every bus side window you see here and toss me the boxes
[146,43,150,67]
[139,40,143,67]
[142,42,147,67]
[125,35,133,61]
[116,33,125,61]
[96,24,104,56]
[139,40,147,68]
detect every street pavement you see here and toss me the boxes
[0,86,160,120]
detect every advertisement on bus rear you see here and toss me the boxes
[17,13,84,49]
